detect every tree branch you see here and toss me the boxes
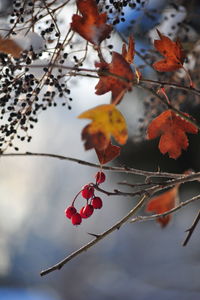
[15,64,200,97]
[40,189,200,276]
[140,78,200,97]
[12,63,200,128]
[182,209,200,246]
[117,172,200,195]
[95,171,200,198]
[0,152,184,178]
[40,194,149,276]
[130,194,200,223]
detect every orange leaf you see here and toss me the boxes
[95,141,120,164]
[146,186,179,227]
[122,35,135,64]
[0,36,22,58]
[71,0,112,45]
[153,29,185,72]
[95,51,134,103]
[147,110,198,159]
[78,104,128,151]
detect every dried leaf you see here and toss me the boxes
[95,141,120,164]
[0,36,22,58]
[71,0,112,45]
[146,186,179,227]
[153,29,185,72]
[95,51,134,103]
[147,110,198,159]
[122,35,135,64]
[78,104,128,151]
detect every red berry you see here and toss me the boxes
[71,213,82,225]
[91,197,103,209]
[80,204,94,218]
[81,184,94,199]
[79,207,86,218]
[65,206,77,219]
[95,171,106,184]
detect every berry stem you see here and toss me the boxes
[72,190,83,206]
[72,183,94,205]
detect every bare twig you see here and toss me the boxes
[12,64,200,97]
[182,209,200,246]
[95,171,200,197]
[118,181,163,187]
[140,78,200,97]
[0,152,184,178]
[17,63,200,128]
[130,195,200,223]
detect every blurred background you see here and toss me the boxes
[0,0,200,299]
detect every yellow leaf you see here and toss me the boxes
[78,104,128,150]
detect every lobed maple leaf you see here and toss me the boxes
[153,29,185,72]
[146,186,179,227]
[147,110,198,159]
[95,51,134,103]
[78,104,128,151]
[71,0,112,45]
[95,141,120,164]
[0,35,22,58]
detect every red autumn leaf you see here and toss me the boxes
[95,51,134,103]
[95,141,120,164]
[71,0,112,45]
[146,186,179,227]
[122,35,135,64]
[147,110,198,159]
[153,29,185,72]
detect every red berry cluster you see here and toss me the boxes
[65,171,106,225]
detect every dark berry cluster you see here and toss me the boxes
[102,0,145,26]
[65,171,106,225]
[0,0,75,152]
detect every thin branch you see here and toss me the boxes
[14,64,200,97]
[95,171,200,197]
[0,152,184,178]
[182,209,200,246]
[94,185,145,197]
[130,195,200,223]
[118,172,200,194]
[40,194,148,276]
[20,63,200,128]
[140,78,200,97]
[118,181,163,188]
